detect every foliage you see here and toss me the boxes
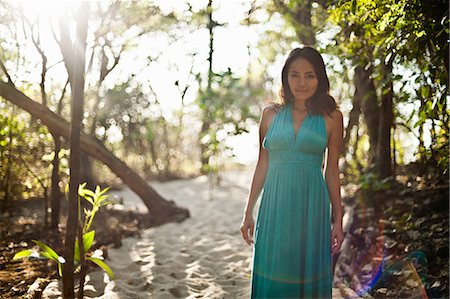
[326,0,448,177]
[0,0,447,201]
[76,183,113,233]
[97,82,151,149]
[0,108,25,200]
[197,69,261,173]
[12,184,115,280]
[0,0,189,187]
[358,172,392,192]
[0,103,70,202]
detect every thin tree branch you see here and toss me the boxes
[57,78,70,115]
[0,57,14,86]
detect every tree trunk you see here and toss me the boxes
[0,82,190,223]
[80,154,96,189]
[341,84,361,177]
[344,83,361,152]
[50,133,63,229]
[292,1,315,45]
[353,120,363,172]
[418,96,426,173]
[63,3,88,296]
[273,0,315,46]
[355,65,379,164]
[199,0,214,173]
[376,59,394,179]
[50,80,68,229]
[80,44,121,190]
[392,123,397,177]
[3,108,15,210]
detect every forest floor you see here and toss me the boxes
[0,166,448,298]
[0,186,160,298]
[334,163,449,298]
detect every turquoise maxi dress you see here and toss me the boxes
[250,102,332,298]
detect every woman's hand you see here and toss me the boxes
[240,213,255,246]
[331,222,344,255]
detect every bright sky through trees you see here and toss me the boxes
[13,0,266,165]
[9,0,426,165]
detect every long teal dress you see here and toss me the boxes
[250,102,332,298]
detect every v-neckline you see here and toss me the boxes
[290,103,310,144]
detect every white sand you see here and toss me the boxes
[42,170,358,298]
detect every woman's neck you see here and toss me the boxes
[292,100,308,112]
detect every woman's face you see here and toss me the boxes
[287,58,319,102]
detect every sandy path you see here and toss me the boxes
[43,170,353,298]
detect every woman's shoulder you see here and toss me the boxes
[260,102,283,130]
[323,109,343,134]
[322,107,342,119]
[262,102,283,115]
[327,109,343,120]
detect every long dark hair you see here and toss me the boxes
[277,46,338,117]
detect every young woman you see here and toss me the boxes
[240,46,344,298]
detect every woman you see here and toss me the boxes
[240,46,344,298]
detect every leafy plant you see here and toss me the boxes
[357,171,393,208]
[12,183,115,280]
[359,172,392,192]
[76,183,113,234]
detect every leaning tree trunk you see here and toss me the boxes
[0,81,190,223]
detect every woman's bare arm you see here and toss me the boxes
[240,105,277,245]
[243,105,277,216]
[326,109,345,255]
[325,110,344,225]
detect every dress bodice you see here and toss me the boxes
[262,103,328,168]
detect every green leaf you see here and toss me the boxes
[98,186,110,197]
[351,0,357,14]
[74,240,80,263]
[79,182,87,190]
[415,30,425,37]
[64,184,69,197]
[74,230,95,262]
[40,251,56,261]
[83,189,95,198]
[83,230,95,253]
[84,196,95,206]
[58,262,63,277]
[33,240,59,262]
[13,249,33,260]
[84,208,92,217]
[79,183,95,198]
[420,86,430,98]
[87,257,115,280]
[97,195,110,205]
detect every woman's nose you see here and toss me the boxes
[298,77,306,86]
